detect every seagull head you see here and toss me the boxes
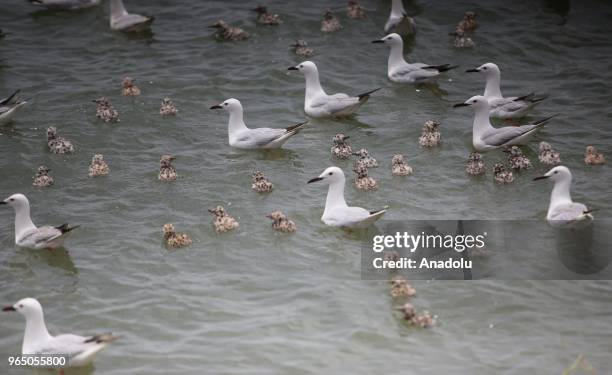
[210,98,242,112]
[466,62,499,75]
[372,33,402,46]
[0,193,29,209]
[2,297,42,318]
[533,165,572,183]
[307,166,345,185]
[453,95,489,110]
[288,61,317,75]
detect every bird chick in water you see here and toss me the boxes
[353,163,377,191]
[353,148,378,168]
[493,162,514,184]
[458,11,477,31]
[331,133,352,159]
[451,27,475,48]
[291,40,314,58]
[209,20,249,41]
[46,127,74,154]
[121,77,140,96]
[321,9,342,32]
[505,146,532,171]
[465,152,486,175]
[251,170,273,193]
[584,145,605,165]
[93,97,119,123]
[390,276,416,298]
[88,154,109,177]
[33,166,53,187]
[418,120,442,147]
[396,303,436,328]
[538,141,561,165]
[208,206,239,233]
[391,154,413,176]
[266,210,297,233]
[253,6,281,25]
[163,223,192,248]
[158,155,177,181]
[159,97,178,116]
[347,0,366,19]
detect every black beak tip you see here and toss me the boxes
[465,69,479,73]
[371,40,384,44]
[0,202,6,205]
[307,177,323,184]
[287,66,298,71]
[453,103,468,108]
[533,176,548,181]
[2,306,15,311]
[210,105,222,110]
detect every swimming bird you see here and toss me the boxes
[253,6,280,25]
[1,194,79,249]
[395,303,436,328]
[321,9,342,32]
[465,152,486,175]
[493,162,514,184]
[331,133,352,159]
[384,0,416,36]
[584,145,605,165]
[47,127,74,154]
[391,154,413,176]
[453,96,557,152]
[266,211,296,233]
[390,276,416,298]
[307,166,386,228]
[159,97,178,116]
[372,33,457,84]
[533,166,594,228]
[88,154,109,177]
[353,148,378,168]
[457,11,477,31]
[538,142,561,165]
[418,119,441,147]
[209,20,249,41]
[93,97,119,123]
[0,89,28,125]
[353,163,378,191]
[121,77,140,96]
[288,61,380,118]
[158,155,177,181]
[162,223,192,248]
[33,166,54,187]
[3,298,118,368]
[210,98,307,149]
[505,146,532,171]
[29,0,100,10]
[208,206,239,233]
[110,0,153,32]
[450,28,475,48]
[465,63,547,119]
[291,40,314,58]
[347,0,366,19]
[251,170,273,193]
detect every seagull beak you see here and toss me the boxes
[533,175,549,181]
[210,104,222,110]
[0,201,6,205]
[287,66,298,71]
[453,102,470,108]
[465,68,480,73]
[371,40,384,44]
[307,177,323,184]
[2,305,15,311]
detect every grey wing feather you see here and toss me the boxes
[238,128,286,146]
[33,334,93,357]
[22,226,63,245]
[481,125,537,147]
[549,203,588,222]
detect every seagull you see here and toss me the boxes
[533,166,594,228]
[384,0,416,36]
[288,61,380,118]
[3,298,118,368]
[453,95,557,152]
[0,90,28,125]
[211,99,307,149]
[466,63,547,119]
[372,33,457,84]
[307,167,386,228]
[110,0,154,32]
[29,0,100,10]
[1,194,79,250]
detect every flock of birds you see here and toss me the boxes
[0,0,608,371]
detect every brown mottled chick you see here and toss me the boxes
[396,303,436,328]
[505,146,532,171]
[210,20,250,41]
[458,11,477,32]
[88,154,109,177]
[451,27,475,48]
[253,6,281,25]
[331,133,352,159]
[251,170,273,193]
[158,155,177,182]
[33,166,54,187]
[347,0,366,19]
[465,152,486,175]
[584,145,605,165]
[538,142,561,166]
[391,154,413,176]
[266,210,297,233]
[353,163,377,191]
[321,9,342,32]
[163,223,192,248]
[93,97,119,123]
[353,148,378,168]
[493,162,514,184]
[208,205,239,233]
[291,40,314,58]
[389,276,416,298]
[46,127,75,154]
[160,97,178,116]
[418,120,441,147]
[121,77,141,96]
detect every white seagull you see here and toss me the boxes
[372,33,457,84]
[110,0,154,32]
[307,166,386,228]
[0,90,28,125]
[384,0,416,36]
[210,98,307,149]
[533,166,594,228]
[3,298,118,368]
[288,61,380,118]
[466,63,547,119]
[29,0,100,10]
[1,194,79,250]
[454,95,557,152]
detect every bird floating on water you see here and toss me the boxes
[163,223,192,248]
[347,0,366,19]
[266,211,297,233]
[457,11,478,31]
[321,9,342,32]
[493,162,514,184]
[538,141,561,166]
[384,0,416,36]
[209,206,239,233]
[331,133,352,159]
[159,97,178,116]
[505,146,532,171]
[88,154,109,177]
[291,40,314,58]
[29,0,100,10]
[110,0,154,32]
[47,127,74,154]
[395,303,436,328]
[209,20,249,41]
[418,120,442,147]
[390,276,416,298]
[121,77,140,96]
[33,166,54,187]
[253,6,280,25]
[251,170,273,193]
[450,28,475,48]
[353,148,378,169]
[158,155,177,182]
[93,97,119,123]
[465,152,486,176]
[0,89,28,125]
[584,146,605,165]
[353,163,378,191]
[391,154,413,176]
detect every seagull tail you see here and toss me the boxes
[285,120,309,133]
[85,333,120,344]
[370,205,390,215]
[514,92,548,104]
[357,87,381,100]
[0,89,20,105]
[533,114,559,127]
[423,64,459,72]
[55,223,81,234]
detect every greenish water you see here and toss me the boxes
[1,1,611,374]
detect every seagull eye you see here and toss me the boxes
[328,172,333,176]
[483,67,487,70]
[554,171,558,174]
[9,199,14,202]
[299,65,303,68]
[224,103,228,106]
[18,304,23,308]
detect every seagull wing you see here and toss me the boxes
[311,94,360,115]
[236,128,288,147]
[0,89,20,105]
[19,226,64,247]
[32,334,96,357]
[481,125,539,147]
[548,203,590,225]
